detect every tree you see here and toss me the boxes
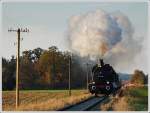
[2,46,88,90]
[32,48,43,62]
[19,55,40,89]
[38,51,53,87]
[2,57,16,90]
[131,70,146,85]
[22,50,33,62]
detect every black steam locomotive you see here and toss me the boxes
[88,59,121,95]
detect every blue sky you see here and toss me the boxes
[2,2,148,73]
[2,2,148,58]
[3,2,147,33]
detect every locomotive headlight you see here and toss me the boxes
[106,86,110,90]
[106,81,110,84]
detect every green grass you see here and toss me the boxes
[128,86,148,97]
[126,86,148,111]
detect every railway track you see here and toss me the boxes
[59,95,107,111]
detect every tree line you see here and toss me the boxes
[2,46,88,90]
[3,46,148,90]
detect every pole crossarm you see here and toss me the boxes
[8,28,29,32]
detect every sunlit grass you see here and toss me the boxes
[2,89,91,111]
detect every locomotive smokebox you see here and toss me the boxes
[100,59,104,67]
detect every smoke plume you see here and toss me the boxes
[68,9,146,73]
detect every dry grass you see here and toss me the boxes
[100,96,129,111]
[113,97,129,111]
[100,98,112,111]
[3,90,91,111]
[17,94,90,111]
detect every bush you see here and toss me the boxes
[131,70,146,85]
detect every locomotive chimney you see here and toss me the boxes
[100,59,104,67]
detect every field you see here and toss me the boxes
[2,90,91,111]
[100,86,148,111]
[126,86,148,110]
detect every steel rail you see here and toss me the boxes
[59,95,107,111]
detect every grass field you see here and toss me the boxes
[125,86,148,111]
[100,86,148,111]
[2,90,91,111]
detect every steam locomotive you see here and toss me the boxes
[88,59,121,95]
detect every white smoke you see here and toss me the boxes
[68,9,146,73]
[68,10,123,58]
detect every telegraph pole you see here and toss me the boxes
[52,50,56,89]
[16,29,20,108]
[86,55,90,91]
[86,63,89,91]
[8,28,29,109]
[68,53,72,96]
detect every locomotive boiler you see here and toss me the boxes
[88,59,121,96]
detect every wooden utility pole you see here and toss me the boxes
[8,28,29,109]
[68,54,72,96]
[86,55,90,91]
[52,50,56,89]
[86,63,89,91]
[16,29,20,108]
